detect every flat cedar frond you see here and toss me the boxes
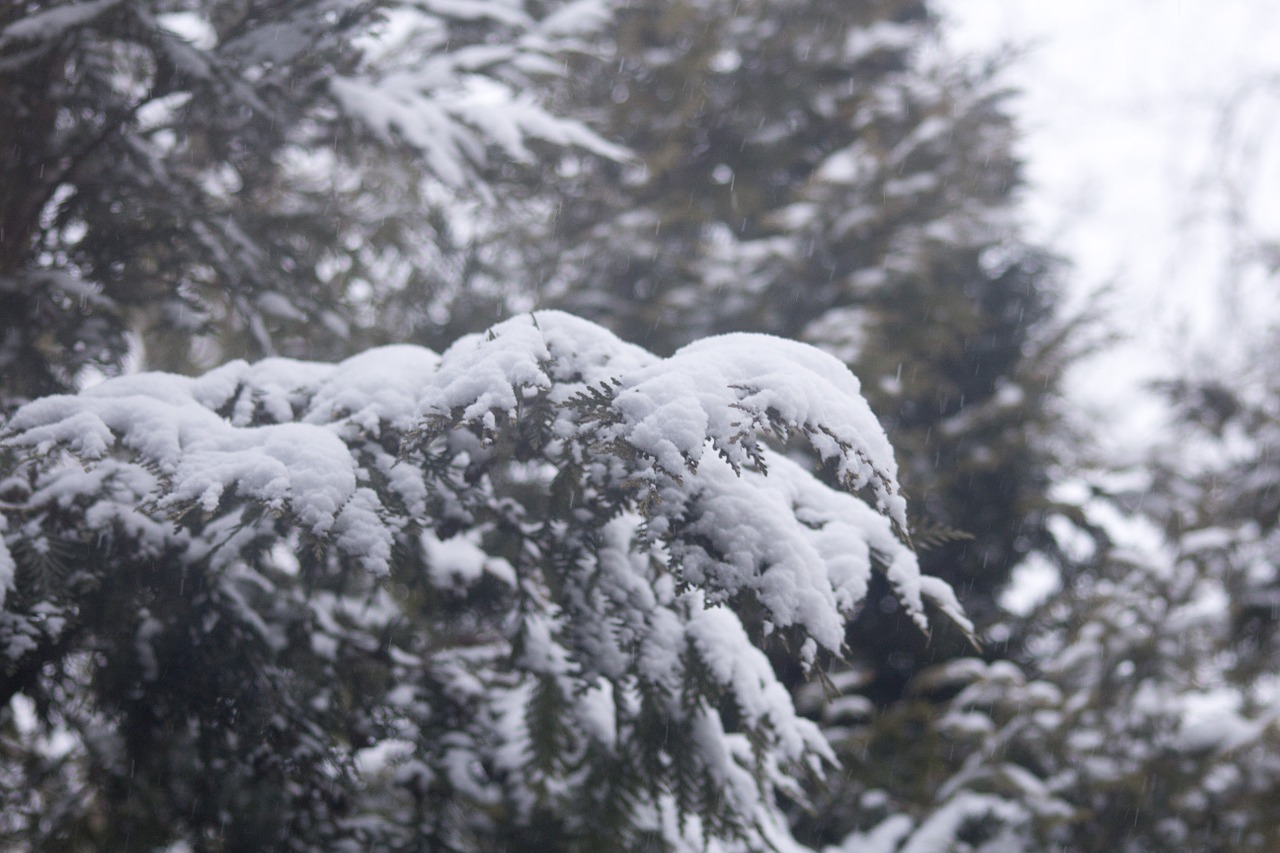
[908,517,976,552]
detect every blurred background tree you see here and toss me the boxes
[0,0,623,409]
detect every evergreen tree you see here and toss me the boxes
[789,458,1280,851]
[1151,360,1280,680]
[0,311,966,850]
[0,0,621,409]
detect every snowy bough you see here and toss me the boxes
[0,312,967,850]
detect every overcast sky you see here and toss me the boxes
[938,1,1280,441]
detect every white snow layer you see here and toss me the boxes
[0,515,13,609]
[0,0,121,47]
[4,309,958,648]
[330,0,627,188]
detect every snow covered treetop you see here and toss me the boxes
[1,312,967,849]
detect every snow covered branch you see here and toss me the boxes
[1,311,965,849]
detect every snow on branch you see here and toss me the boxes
[1,311,967,848]
[4,311,965,641]
[334,0,629,188]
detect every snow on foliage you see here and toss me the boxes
[807,468,1280,853]
[332,0,628,188]
[0,0,627,407]
[1,311,963,850]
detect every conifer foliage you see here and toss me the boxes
[0,311,965,850]
[0,0,620,407]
